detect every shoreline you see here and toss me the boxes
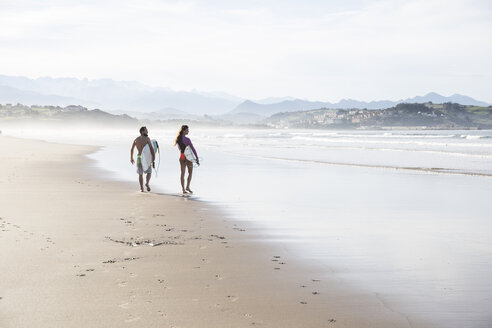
[0,135,415,327]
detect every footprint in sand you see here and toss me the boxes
[119,302,130,309]
[227,295,239,302]
[215,274,224,280]
[117,281,128,287]
[124,315,141,323]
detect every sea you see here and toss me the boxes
[4,127,492,327]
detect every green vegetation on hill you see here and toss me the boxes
[0,103,137,126]
[265,103,492,129]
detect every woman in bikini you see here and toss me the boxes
[174,125,199,194]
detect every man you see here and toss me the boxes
[130,126,155,192]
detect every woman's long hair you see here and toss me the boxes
[174,125,188,152]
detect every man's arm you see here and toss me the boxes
[130,140,136,164]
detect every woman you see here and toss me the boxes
[174,125,199,194]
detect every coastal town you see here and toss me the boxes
[265,102,492,129]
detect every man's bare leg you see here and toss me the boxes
[138,174,144,192]
[145,173,152,192]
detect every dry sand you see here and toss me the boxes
[0,135,413,327]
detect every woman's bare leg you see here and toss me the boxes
[186,161,193,193]
[180,159,187,193]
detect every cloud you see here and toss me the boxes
[0,0,490,102]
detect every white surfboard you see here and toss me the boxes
[151,139,160,175]
[184,145,197,164]
[141,139,160,173]
[141,144,153,172]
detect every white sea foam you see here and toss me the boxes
[223,133,246,138]
[461,134,489,139]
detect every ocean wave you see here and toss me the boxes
[312,132,339,137]
[288,132,475,140]
[222,134,247,138]
[460,135,490,140]
[289,135,492,149]
[249,155,492,177]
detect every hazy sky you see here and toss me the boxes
[1,0,491,102]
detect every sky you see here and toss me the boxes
[0,0,491,102]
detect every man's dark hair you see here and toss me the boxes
[139,126,147,134]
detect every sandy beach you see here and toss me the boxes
[0,135,414,328]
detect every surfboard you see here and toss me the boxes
[151,139,161,175]
[140,144,153,172]
[141,139,160,174]
[184,145,197,164]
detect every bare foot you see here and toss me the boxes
[186,188,193,193]
[146,184,151,192]
[140,188,145,192]
[182,190,188,194]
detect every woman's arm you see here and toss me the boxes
[183,136,198,159]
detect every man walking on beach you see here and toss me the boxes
[130,126,155,192]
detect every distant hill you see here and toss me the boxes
[232,92,490,116]
[265,103,492,130]
[404,92,489,106]
[0,85,94,107]
[0,103,136,127]
[232,99,330,116]
[0,75,242,115]
[254,96,296,104]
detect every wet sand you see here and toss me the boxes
[0,135,413,327]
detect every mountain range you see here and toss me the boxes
[0,75,489,120]
[0,75,237,115]
[231,93,490,117]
